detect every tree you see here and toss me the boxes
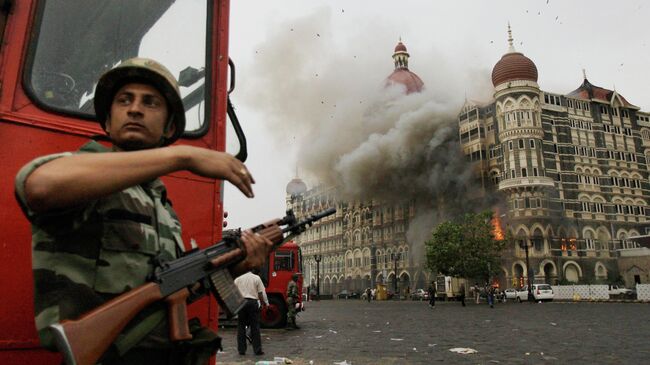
[425,211,506,281]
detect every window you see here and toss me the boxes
[529,139,535,148]
[274,251,294,271]
[509,141,513,151]
[519,140,524,149]
[533,167,539,176]
[26,1,209,133]
[522,168,527,177]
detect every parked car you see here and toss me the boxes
[609,284,634,296]
[337,290,360,299]
[504,288,518,300]
[410,288,430,301]
[516,284,554,302]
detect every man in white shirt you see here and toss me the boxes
[234,269,269,356]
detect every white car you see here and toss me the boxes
[609,285,634,296]
[504,288,518,300]
[516,284,554,302]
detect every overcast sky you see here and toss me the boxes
[223,0,650,229]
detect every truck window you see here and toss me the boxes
[24,0,209,133]
[274,251,294,272]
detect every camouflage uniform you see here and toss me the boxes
[15,141,219,364]
[285,277,299,329]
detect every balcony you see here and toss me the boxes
[498,176,554,191]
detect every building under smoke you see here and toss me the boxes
[286,41,426,297]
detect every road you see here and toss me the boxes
[215,299,650,364]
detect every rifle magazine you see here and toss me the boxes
[209,269,245,318]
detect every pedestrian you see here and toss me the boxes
[366,287,372,302]
[459,284,466,307]
[474,282,481,304]
[427,281,437,307]
[286,273,301,330]
[487,285,495,308]
[15,58,274,364]
[234,269,269,356]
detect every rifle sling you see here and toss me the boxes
[113,307,166,357]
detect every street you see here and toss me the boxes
[215,299,650,364]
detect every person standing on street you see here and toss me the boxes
[286,273,300,330]
[487,284,495,308]
[366,287,372,302]
[427,281,437,307]
[474,282,481,304]
[14,58,274,364]
[234,269,269,356]
[459,284,466,307]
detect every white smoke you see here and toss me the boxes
[238,7,496,263]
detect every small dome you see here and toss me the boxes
[394,41,407,53]
[286,178,307,195]
[491,52,538,87]
[386,69,424,94]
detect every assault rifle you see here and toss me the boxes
[48,208,336,365]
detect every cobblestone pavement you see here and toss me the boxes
[215,299,650,365]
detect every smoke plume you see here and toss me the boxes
[239,7,497,262]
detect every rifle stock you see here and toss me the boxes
[49,282,163,365]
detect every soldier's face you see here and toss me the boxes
[106,83,174,150]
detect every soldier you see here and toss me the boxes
[285,273,300,330]
[15,58,274,364]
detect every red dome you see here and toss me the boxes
[491,52,538,87]
[386,69,424,94]
[394,41,407,53]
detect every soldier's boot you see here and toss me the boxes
[291,318,300,330]
[285,318,294,330]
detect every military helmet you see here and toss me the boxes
[94,57,186,145]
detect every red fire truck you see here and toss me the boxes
[259,241,304,328]
[0,1,245,364]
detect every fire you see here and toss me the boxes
[491,213,505,241]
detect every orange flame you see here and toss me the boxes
[491,214,505,241]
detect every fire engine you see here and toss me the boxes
[0,1,246,364]
[259,241,304,328]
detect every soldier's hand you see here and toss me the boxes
[174,146,255,198]
[232,230,273,275]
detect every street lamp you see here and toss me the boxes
[391,252,401,299]
[520,239,534,302]
[314,254,322,300]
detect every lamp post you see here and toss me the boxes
[521,240,534,302]
[314,254,322,300]
[392,252,401,299]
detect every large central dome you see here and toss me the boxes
[491,25,538,87]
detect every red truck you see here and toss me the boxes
[0,1,243,364]
[259,241,304,328]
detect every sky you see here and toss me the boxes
[222,0,650,230]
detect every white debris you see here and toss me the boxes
[449,347,478,354]
[428,344,437,347]
[550,322,557,326]
[329,329,338,334]
[372,330,381,333]
[333,361,351,365]
[413,347,417,351]
[390,338,404,341]
[314,336,323,339]
[525,352,530,355]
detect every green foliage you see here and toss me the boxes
[425,211,506,280]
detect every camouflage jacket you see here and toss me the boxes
[15,141,185,348]
[286,280,298,300]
